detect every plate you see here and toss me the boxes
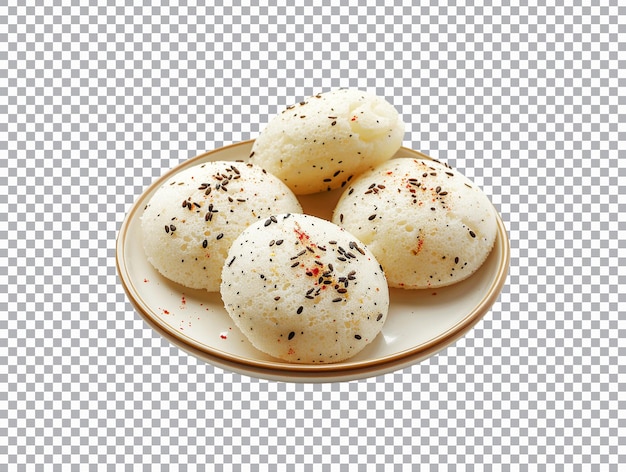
[116,140,510,382]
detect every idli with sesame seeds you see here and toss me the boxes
[220,213,389,364]
[332,158,498,289]
[140,161,303,292]
[249,88,405,195]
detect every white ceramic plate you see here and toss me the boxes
[116,140,510,382]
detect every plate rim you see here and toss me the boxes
[116,140,510,377]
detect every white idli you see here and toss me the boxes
[249,88,405,194]
[141,161,303,292]
[220,213,389,364]
[332,158,498,289]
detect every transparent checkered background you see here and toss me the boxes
[1,2,624,470]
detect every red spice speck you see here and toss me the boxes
[432,292,437,296]
[220,333,227,339]
[162,309,170,315]
[288,348,296,355]
[294,224,310,242]
[144,278,149,283]
[181,296,186,305]
[351,115,357,121]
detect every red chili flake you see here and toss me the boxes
[144,278,149,283]
[163,309,170,315]
[181,296,186,305]
[351,115,357,121]
[293,225,310,242]
[220,333,228,339]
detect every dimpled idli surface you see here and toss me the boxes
[249,88,405,194]
[220,213,389,364]
[141,161,302,292]
[332,158,498,289]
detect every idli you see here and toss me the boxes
[332,158,498,289]
[220,213,389,363]
[141,161,303,292]
[249,88,405,194]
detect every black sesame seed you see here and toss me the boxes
[469,230,476,238]
[169,224,176,232]
[291,261,300,268]
[288,331,295,340]
[216,233,224,240]
[376,314,383,321]
[455,257,459,264]
[354,334,362,340]
[276,239,284,245]
[264,219,272,227]
[164,225,170,233]
[227,256,236,267]
[368,214,376,220]
[202,239,208,248]
[332,297,342,302]
[297,306,303,314]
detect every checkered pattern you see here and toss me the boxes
[1,2,624,469]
